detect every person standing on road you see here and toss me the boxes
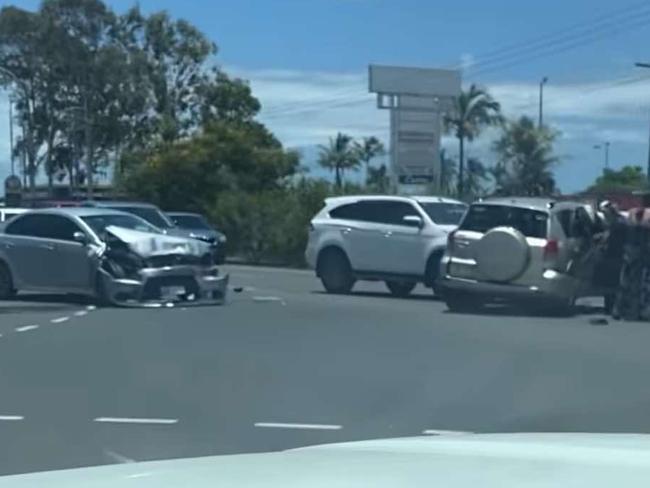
[592,201,626,314]
[613,197,650,321]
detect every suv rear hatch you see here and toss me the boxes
[447,204,551,285]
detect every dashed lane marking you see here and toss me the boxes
[252,296,287,305]
[94,417,178,425]
[422,429,472,436]
[86,305,97,311]
[0,415,24,421]
[254,422,342,430]
[74,310,88,317]
[51,316,70,324]
[104,449,136,464]
[15,325,39,333]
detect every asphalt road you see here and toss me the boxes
[0,264,649,476]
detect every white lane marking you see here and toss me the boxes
[127,473,152,479]
[226,265,311,275]
[254,422,342,430]
[15,325,39,333]
[86,305,97,311]
[422,429,471,436]
[0,415,24,421]
[103,449,136,464]
[252,296,287,306]
[74,310,88,317]
[94,417,178,425]
[51,316,70,324]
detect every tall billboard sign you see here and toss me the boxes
[369,65,461,193]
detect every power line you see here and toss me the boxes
[462,0,650,73]
[259,1,650,119]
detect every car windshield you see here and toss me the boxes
[114,206,173,229]
[418,202,467,225]
[171,214,210,230]
[460,204,549,238]
[82,214,162,236]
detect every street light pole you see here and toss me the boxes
[539,77,548,128]
[594,142,611,171]
[634,62,650,182]
[8,95,14,176]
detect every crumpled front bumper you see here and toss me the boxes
[99,264,229,307]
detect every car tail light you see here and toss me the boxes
[544,239,559,261]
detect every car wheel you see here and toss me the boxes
[318,249,354,294]
[445,292,477,313]
[385,281,416,297]
[542,295,576,317]
[93,271,111,307]
[0,262,15,300]
[425,251,444,296]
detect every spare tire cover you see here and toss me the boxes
[474,226,530,282]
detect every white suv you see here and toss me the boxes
[305,195,467,296]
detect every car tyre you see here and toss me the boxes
[444,292,477,313]
[0,262,15,300]
[425,251,444,296]
[318,249,354,294]
[385,281,416,297]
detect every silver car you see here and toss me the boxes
[438,197,598,313]
[0,208,228,306]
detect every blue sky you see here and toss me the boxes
[2,0,650,192]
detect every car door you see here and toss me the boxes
[329,201,386,272]
[2,214,62,290]
[40,215,95,292]
[374,201,427,275]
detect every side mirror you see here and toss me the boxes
[73,231,88,244]
[403,215,424,228]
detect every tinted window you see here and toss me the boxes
[418,202,467,225]
[6,214,83,241]
[170,214,210,230]
[556,209,574,237]
[112,206,172,229]
[5,214,45,236]
[330,201,419,225]
[330,203,365,220]
[82,214,161,236]
[460,205,549,238]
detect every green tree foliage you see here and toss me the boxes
[587,165,649,193]
[491,116,558,196]
[353,136,385,185]
[317,132,360,188]
[0,0,262,194]
[119,121,299,211]
[444,84,503,197]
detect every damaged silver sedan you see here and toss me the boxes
[0,208,228,306]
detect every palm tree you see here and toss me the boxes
[353,136,385,185]
[318,133,359,188]
[438,148,457,196]
[445,84,503,197]
[464,157,490,198]
[491,116,558,196]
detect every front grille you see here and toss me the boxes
[147,254,201,268]
[141,276,200,301]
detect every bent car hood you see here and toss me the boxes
[4,434,650,487]
[105,226,210,258]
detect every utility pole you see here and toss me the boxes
[594,142,610,171]
[8,95,14,176]
[539,76,548,128]
[634,62,650,182]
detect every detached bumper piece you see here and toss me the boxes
[102,265,229,307]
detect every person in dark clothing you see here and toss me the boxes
[612,204,650,321]
[591,201,626,314]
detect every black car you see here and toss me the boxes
[167,212,227,264]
